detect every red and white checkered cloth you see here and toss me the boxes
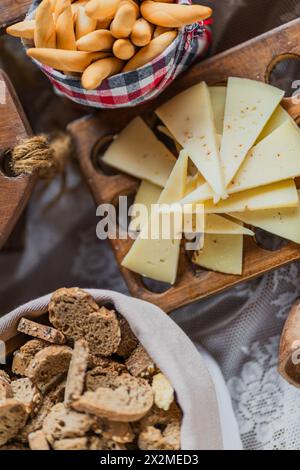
[27,1,212,108]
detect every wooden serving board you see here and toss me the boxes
[0,0,32,33]
[69,18,300,313]
[0,70,35,249]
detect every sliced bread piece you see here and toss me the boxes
[73,374,153,422]
[116,317,138,358]
[0,399,28,446]
[85,359,126,391]
[125,344,155,378]
[138,422,180,450]
[43,402,95,445]
[17,318,65,345]
[49,288,121,356]
[12,339,48,376]
[64,339,89,407]
[0,379,13,402]
[26,345,72,393]
[94,419,135,444]
[53,437,88,450]
[28,430,50,450]
[11,378,42,415]
[152,373,174,411]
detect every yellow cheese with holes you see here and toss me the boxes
[156,82,225,198]
[220,77,284,185]
[180,120,300,204]
[204,214,254,235]
[102,117,176,188]
[122,152,188,284]
[209,86,226,135]
[229,191,300,244]
[192,233,243,275]
[130,180,161,232]
[203,180,298,213]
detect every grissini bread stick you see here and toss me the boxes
[123,30,177,72]
[56,2,77,50]
[131,18,154,47]
[81,57,123,89]
[113,39,136,60]
[153,25,173,38]
[85,0,121,20]
[54,0,70,21]
[27,48,110,72]
[76,29,115,51]
[34,0,56,48]
[71,0,87,18]
[75,6,97,39]
[140,1,212,28]
[6,20,35,40]
[110,1,139,39]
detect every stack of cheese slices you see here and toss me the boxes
[102,77,300,284]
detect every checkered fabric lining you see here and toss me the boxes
[27,0,212,108]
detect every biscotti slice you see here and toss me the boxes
[73,374,153,422]
[152,373,174,411]
[88,436,126,450]
[116,317,138,358]
[0,378,13,402]
[43,403,95,445]
[0,399,28,446]
[53,437,88,450]
[138,421,180,450]
[49,288,121,356]
[126,344,155,378]
[17,318,65,345]
[94,419,135,444]
[86,359,126,391]
[28,430,50,450]
[12,339,48,376]
[11,378,42,415]
[64,339,89,407]
[26,345,72,393]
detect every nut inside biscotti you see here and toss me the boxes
[0,287,182,451]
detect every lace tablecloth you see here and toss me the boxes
[1,0,300,451]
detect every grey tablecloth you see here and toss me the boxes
[1,0,300,450]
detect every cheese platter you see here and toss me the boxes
[68,18,300,313]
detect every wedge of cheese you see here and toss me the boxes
[205,214,254,235]
[180,120,300,204]
[102,117,176,187]
[209,86,226,135]
[257,105,296,142]
[130,180,161,232]
[229,191,300,244]
[192,233,243,275]
[220,77,284,186]
[156,82,225,198]
[122,152,188,284]
[203,180,298,213]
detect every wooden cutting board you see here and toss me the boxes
[0,0,32,33]
[0,70,35,249]
[68,18,300,313]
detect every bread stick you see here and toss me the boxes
[56,1,77,50]
[153,25,173,38]
[76,29,114,51]
[141,1,212,28]
[75,6,97,39]
[131,18,154,47]
[34,0,56,48]
[97,19,112,29]
[85,0,121,20]
[110,1,139,39]
[6,20,35,40]
[113,39,135,60]
[27,48,109,72]
[71,0,88,18]
[81,57,123,89]
[123,30,177,72]
[54,0,70,21]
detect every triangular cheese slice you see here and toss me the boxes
[203,180,298,213]
[257,105,296,142]
[209,86,226,135]
[102,117,176,187]
[220,77,284,186]
[156,82,225,198]
[205,214,254,235]
[180,120,300,204]
[129,180,161,232]
[229,191,300,244]
[192,233,243,275]
[122,152,188,284]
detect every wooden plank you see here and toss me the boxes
[0,0,32,33]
